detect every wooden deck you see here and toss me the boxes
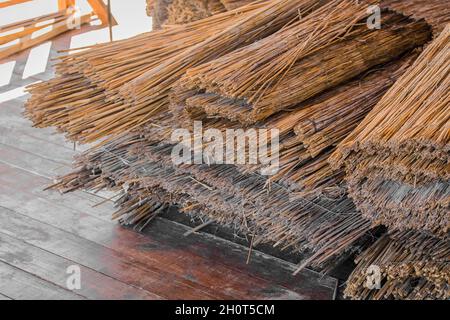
[0,13,338,300]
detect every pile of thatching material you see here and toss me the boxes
[331,25,449,299]
[165,0,227,25]
[24,0,275,143]
[330,25,449,238]
[24,0,447,299]
[148,0,253,28]
[344,231,449,300]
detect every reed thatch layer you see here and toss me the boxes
[219,0,255,10]
[117,0,329,138]
[330,25,450,237]
[174,7,431,125]
[51,126,375,272]
[331,25,450,167]
[382,0,450,34]
[345,231,449,300]
[166,0,226,25]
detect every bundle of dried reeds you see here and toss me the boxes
[174,4,431,125]
[330,25,450,237]
[113,0,328,138]
[344,231,449,300]
[24,0,274,143]
[165,0,226,25]
[52,127,374,272]
[23,0,446,299]
[382,0,450,34]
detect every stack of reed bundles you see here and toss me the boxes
[330,25,449,238]
[331,25,449,299]
[24,0,286,143]
[165,0,227,25]
[23,0,446,298]
[48,0,433,275]
[344,230,449,300]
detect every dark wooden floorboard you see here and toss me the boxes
[0,162,336,299]
[0,206,226,299]
[0,232,158,300]
[0,261,85,300]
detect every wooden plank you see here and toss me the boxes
[87,0,117,26]
[0,232,159,300]
[0,12,93,60]
[0,162,116,221]
[0,17,70,46]
[0,142,70,178]
[145,217,338,298]
[0,9,68,33]
[0,163,336,299]
[0,261,84,300]
[0,206,224,299]
[0,98,75,150]
[0,0,32,9]
[0,128,73,165]
[58,0,75,10]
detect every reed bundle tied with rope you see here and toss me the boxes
[330,25,450,237]
[344,230,449,300]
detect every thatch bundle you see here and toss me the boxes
[24,0,279,143]
[330,25,450,237]
[148,0,255,28]
[165,0,227,25]
[329,25,449,300]
[173,2,431,125]
[344,231,449,300]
